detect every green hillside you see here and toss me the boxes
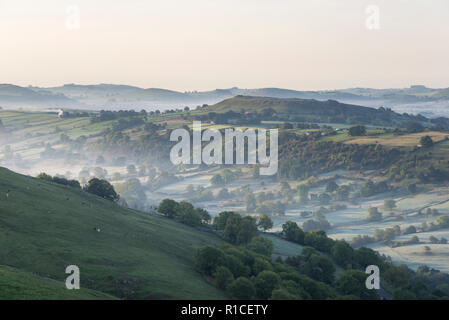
[0,265,115,300]
[205,95,428,127]
[0,167,226,299]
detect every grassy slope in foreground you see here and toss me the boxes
[0,265,115,300]
[0,167,225,299]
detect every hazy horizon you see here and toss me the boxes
[1,0,449,91]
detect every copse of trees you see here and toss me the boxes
[195,243,338,300]
[214,211,258,245]
[360,180,390,197]
[278,140,402,180]
[157,199,211,226]
[348,125,366,136]
[37,173,81,189]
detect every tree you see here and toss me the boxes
[85,178,119,201]
[302,254,336,285]
[180,208,202,226]
[213,266,234,289]
[236,216,259,245]
[384,199,396,211]
[404,225,416,235]
[367,207,382,221]
[195,246,226,275]
[420,135,433,148]
[254,271,281,299]
[196,207,211,224]
[222,213,258,245]
[337,270,380,300]
[214,211,235,230]
[354,247,382,269]
[281,221,305,245]
[227,277,256,299]
[158,199,179,218]
[348,125,366,136]
[331,240,354,267]
[258,214,273,231]
[304,230,334,253]
[383,265,411,288]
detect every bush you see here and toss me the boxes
[331,240,354,267]
[195,247,226,275]
[227,277,256,299]
[213,266,234,290]
[254,271,281,299]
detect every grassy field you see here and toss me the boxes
[0,265,115,300]
[346,131,449,147]
[0,166,226,299]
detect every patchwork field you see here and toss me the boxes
[346,131,449,147]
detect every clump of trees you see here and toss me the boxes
[195,243,338,300]
[37,173,81,189]
[158,199,211,226]
[214,211,258,245]
[348,125,366,136]
[195,217,449,300]
[360,180,390,197]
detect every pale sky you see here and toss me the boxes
[1,0,448,91]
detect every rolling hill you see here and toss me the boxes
[0,166,226,299]
[204,95,430,127]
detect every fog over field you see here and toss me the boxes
[2,0,449,302]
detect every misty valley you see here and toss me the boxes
[2,94,449,300]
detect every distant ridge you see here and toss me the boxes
[1,83,449,116]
